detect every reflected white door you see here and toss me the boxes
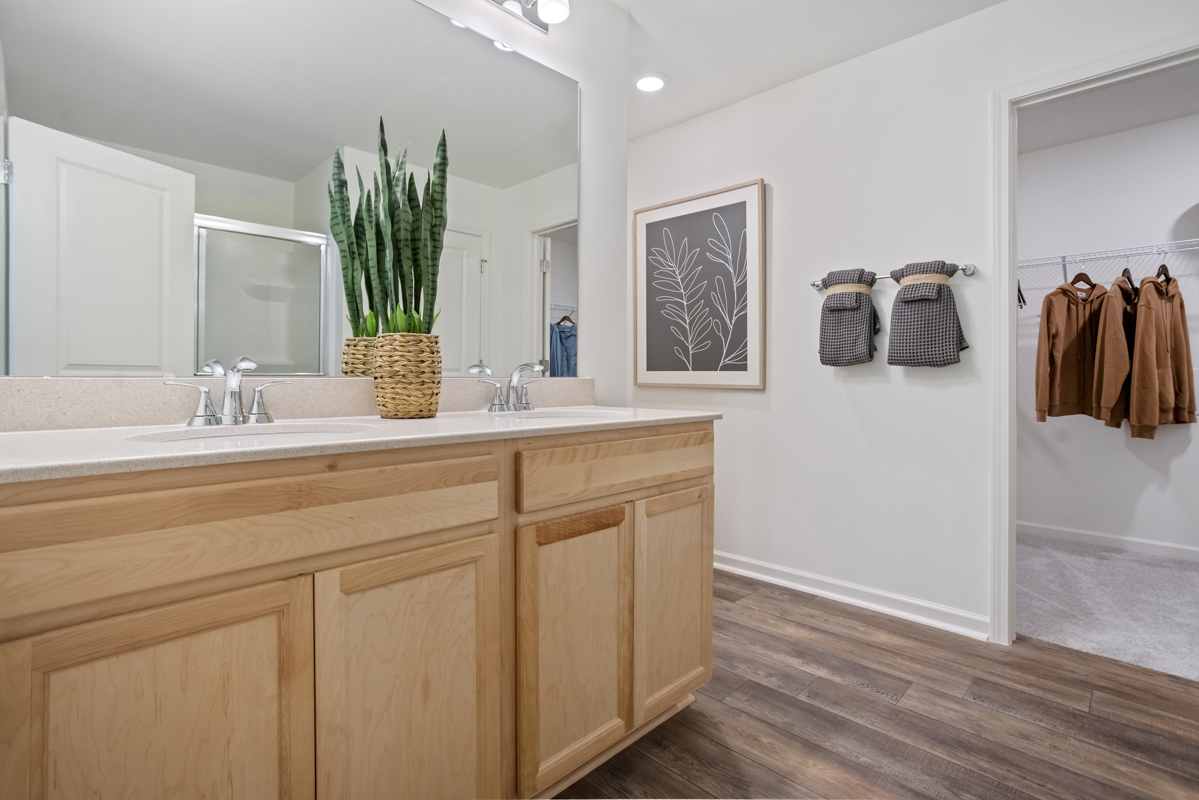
[436,229,484,376]
[7,117,196,376]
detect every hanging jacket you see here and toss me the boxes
[1129,276,1196,439]
[1091,276,1137,428]
[550,322,578,377]
[1035,282,1107,420]
[818,268,879,366]
[886,261,968,367]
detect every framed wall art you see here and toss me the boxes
[634,179,765,389]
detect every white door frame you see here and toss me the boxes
[989,32,1199,644]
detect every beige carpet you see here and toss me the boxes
[1016,532,1199,681]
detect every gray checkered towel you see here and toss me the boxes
[886,261,968,367]
[819,269,880,366]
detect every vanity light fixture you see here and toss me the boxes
[494,40,514,51]
[502,0,523,15]
[537,0,570,24]
[635,72,668,92]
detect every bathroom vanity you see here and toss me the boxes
[0,409,717,799]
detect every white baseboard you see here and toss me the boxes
[713,550,991,641]
[1017,521,1199,563]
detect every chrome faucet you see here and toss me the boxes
[220,356,257,424]
[507,362,544,411]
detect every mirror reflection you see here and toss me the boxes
[0,0,579,378]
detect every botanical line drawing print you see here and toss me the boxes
[650,228,713,370]
[707,212,748,369]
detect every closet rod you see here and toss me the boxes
[1016,238,1199,271]
[809,263,978,290]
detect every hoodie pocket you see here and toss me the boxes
[1159,367,1177,411]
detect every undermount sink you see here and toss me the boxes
[126,422,377,444]
[492,408,633,421]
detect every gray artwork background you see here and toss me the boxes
[645,201,748,372]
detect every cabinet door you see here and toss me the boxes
[315,534,501,800]
[633,485,714,725]
[0,577,315,800]
[517,505,634,796]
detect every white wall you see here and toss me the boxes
[419,0,629,403]
[1016,113,1199,559]
[101,141,296,228]
[551,239,579,308]
[628,0,1199,638]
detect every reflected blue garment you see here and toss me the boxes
[549,323,578,377]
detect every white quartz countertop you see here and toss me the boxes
[0,407,721,484]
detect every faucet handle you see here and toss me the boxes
[468,363,492,378]
[478,380,509,413]
[246,381,291,424]
[198,359,225,377]
[165,381,220,427]
[516,379,545,411]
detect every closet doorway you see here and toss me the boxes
[536,223,579,377]
[1001,50,1199,678]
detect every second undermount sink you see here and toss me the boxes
[126,422,377,444]
[492,408,633,421]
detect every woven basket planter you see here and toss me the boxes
[373,333,442,419]
[341,337,376,377]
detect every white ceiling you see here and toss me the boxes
[0,0,578,187]
[613,0,1004,140]
[1018,59,1199,153]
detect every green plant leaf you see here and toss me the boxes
[329,150,364,336]
[421,130,449,333]
[365,310,377,338]
[407,172,423,316]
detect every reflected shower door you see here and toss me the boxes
[198,225,324,375]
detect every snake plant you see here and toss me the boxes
[328,119,449,338]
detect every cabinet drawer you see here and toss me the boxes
[516,431,714,513]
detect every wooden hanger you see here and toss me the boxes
[1069,272,1096,289]
[557,315,574,326]
[1156,264,1172,283]
[1121,267,1139,299]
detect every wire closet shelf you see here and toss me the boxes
[1017,238,1199,290]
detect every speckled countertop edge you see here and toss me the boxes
[0,408,722,484]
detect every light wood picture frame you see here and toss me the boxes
[634,179,766,389]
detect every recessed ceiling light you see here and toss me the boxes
[635,73,668,92]
[450,19,467,27]
[494,41,514,51]
[537,0,570,24]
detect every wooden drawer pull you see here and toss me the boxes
[533,505,626,546]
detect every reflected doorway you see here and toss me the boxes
[538,223,578,377]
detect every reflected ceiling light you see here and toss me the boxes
[450,19,467,27]
[635,73,668,92]
[537,0,570,24]
[502,0,523,15]
[493,41,514,51]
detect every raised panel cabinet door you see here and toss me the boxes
[0,576,316,800]
[315,534,502,800]
[633,485,714,726]
[517,504,634,797]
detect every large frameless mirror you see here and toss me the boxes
[0,0,579,378]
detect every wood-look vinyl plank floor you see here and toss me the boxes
[557,571,1199,800]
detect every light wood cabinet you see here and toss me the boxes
[633,486,714,725]
[315,534,502,800]
[516,505,634,797]
[0,421,715,800]
[515,484,714,797]
[0,576,315,800]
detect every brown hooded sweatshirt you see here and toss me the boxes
[1091,276,1137,428]
[1036,282,1107,421]
[1129,275,1196,439]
